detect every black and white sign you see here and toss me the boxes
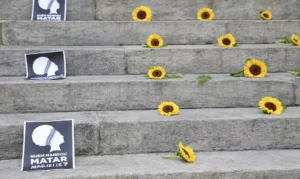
[31,0,67,21]
[21,119,75,171]
[25,51,66,80]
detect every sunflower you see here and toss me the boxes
[146,34,164,48]
[197,8,215,21]
[260,11,272,20]
[244,59,267,78]
[148,66,166,79]
[291,34,300,46]
[258,97,284,115]
[158,102,180,116]
[218,34,236,48]
[132,6,152,21]
[178,142,196,163]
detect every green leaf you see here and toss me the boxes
[284,36,291,43]
[288,70,300,76]
[142,44,149,48]
[283,105,287,111]
[262,110,269,114]
[165,73,184,79]
[197,75,212,85]
[145,75,150,79]
[162,44,168,47]
[229,70,244,77]
[233,43,238,47]
[245,58,252,64]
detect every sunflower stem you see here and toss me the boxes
[163,155,181,159]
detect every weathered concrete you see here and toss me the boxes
[98,107,300,155]
[0,112,99,160]
[0,0,95,20]
[125,44,300,74]
[0,22,2,45]
[0,73,295,113]
[1,150,300,178]
[96,0,300,21]
[295,77,300,105]
[0,46,125,76]
[2,20,300,46]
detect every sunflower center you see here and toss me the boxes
[152,70,162,77]
[265,102,277,111]
[249,65,262,75]
[201,12,210,19]
[263,13,269,18]
[151,39,160,46]
[182,148,190,158]
[222,38,231,45]
[163,105,174,113]
[137,11,147,20]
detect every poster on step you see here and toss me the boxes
[21,119,75,171]
[25,51,66,80]
[31,0,67,21]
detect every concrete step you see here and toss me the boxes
[96,0,300,21]
[0,46,125,76]
[1,20,300,46]
[0,73,297,113]
[0,0,95,21]
[0,107,300,159]
[1,45,299,76]
[1,150,300,179]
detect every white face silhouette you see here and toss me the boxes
[32,56,58,76]
[32,125,65,152]
[50,0,60,14]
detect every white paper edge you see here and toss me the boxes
[62,50,67,78]
[21,121,27,171]
[31,0,67,21]
[20,119,75,171]
[31,0,35,20]
[24,54,29,79]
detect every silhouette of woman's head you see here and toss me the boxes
[32,125,64,152]
[33,56,58,77]
[38,0,60,14]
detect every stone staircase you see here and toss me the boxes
[0,0,300,178]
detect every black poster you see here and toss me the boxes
[21,119,75,171]
[25,51,66,80]
[31,0,67,21]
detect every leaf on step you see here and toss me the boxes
[197,75,212,85]
[165,73,184,79]
[288,70,300,76]
[229,70,244,77]
[142,44,149,48]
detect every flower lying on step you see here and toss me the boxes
[158,102,180,116]
[197,8,215,21]
[277,34,300,46]
[244,59,267,78]
[259,97,286,115]
[230,58,267,78]
[218,34,237,48]
[260,10,272,20]
[146,66,184,80]
[163,142,196,163]
[132,6,152,21]
[143,34,165,48]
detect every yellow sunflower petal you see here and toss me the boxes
[197,8,215,21]
[244,59,267,78]
[291,34,300,46]
[258,97,284,115]
[218,34,236,48]
[158,102,180,116]
[147,34,164,48]
[260,11,272,20]
[148,66,166,79]
[132,6,152,21]
[180,146,196,163]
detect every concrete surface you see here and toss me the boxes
[0,73,296,113]
[2,20,300,46]
[0,0,95,20]
[0,107,299,159]
[125,44,300,74]
[295,77,300,105]
[0,112,99,160]
[1,44,298,76]
[0,150,300,178]
[96,0,300,20]
[0,46,125,76]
